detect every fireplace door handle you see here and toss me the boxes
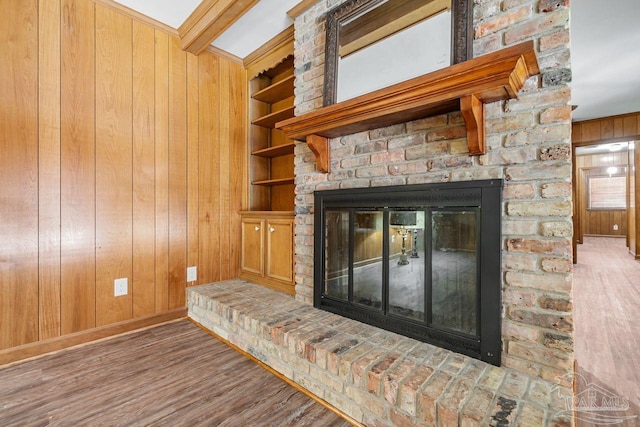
[254,226,260,231]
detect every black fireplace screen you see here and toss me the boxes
[314,180,502,365]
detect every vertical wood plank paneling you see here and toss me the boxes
[0,0,39,350]
[600,118,614,140]
[219,60,232,280]
[155,31,170,312]
[229,61,247,277]
[635,146,640,256]
[614,118,625,138]
[1,0,248,353]
[60,0,96,334]
[623,115,638,137]
[38,0,62,340]
[629,144,636,255]
[199,54,221,283]
[573,113,640,144]
[582,121,601,142]
[572,123,582,144]
[95,5,133,326]
[132,21,156,318]
[187,54,200,286]
[168,37,187,309]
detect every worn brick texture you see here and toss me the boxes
[188,282,574,426]
[292,0,574,391]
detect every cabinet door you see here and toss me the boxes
[241,218,264,276]
[266,218,294,283]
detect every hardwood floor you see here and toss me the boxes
[0,320,352,426]
[574,237,640,426]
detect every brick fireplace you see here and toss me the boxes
[291,0,574,408]
[293,0,572,380]
[313,180,504,366]
[190,0,574,425]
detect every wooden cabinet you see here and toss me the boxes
[240,216,264,276]
[242,28,296,294]
[249,55,295,211]
[240,211,295,295]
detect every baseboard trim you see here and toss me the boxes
[189,318,363,427]
[0,308,187,367]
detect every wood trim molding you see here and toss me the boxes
[287,0,318,19]
[189,318,365,427]
[205,44,244,64]
[244,26,295,78]
[277,41,539,173]
[178,0,260,55]
[239,210,294,218]
[0,308,187,367]
[91,0,179,37]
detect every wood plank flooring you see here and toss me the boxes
[574,237,640,426]
[0,320,352,426]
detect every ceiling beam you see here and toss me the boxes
[287,0,317,19]
[178,0,260,55]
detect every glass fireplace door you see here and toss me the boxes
[430,209,479,337]
[314,180,502,365]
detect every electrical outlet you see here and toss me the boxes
[187,266,197,282]
[613,224,619,231]
[114,278,128,297]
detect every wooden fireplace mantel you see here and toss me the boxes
[276,41,539,173]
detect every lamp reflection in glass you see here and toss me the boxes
[390,212,417,266]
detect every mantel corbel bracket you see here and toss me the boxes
[460,94,485,156]
[307,135,330,173]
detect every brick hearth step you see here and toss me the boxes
[187,280,572,426]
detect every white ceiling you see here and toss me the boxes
[210,0,299,58]
[114,0,201,29]
[570,0,640,121]
[114,0,640,122]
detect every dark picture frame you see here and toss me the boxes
[323,0,474,106]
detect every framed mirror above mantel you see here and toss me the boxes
[323,0,474,106]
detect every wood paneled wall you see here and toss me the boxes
[581,210,627,237]
[572,112,640,145]
[575,152,628,237]
[629,143,640,258]
[0,0,246,351]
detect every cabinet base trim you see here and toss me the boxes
[239,272,295,296]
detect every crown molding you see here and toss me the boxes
[91,0,179,37]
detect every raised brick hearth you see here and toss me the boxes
[188,281,573,426]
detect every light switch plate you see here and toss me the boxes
[187,266,197,282]
[114,278,128,297]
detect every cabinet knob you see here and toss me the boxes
[269,227,275,233]
[254,226,260,231]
